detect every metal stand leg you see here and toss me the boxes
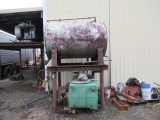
[51,49,58,112]
[20,49,22,80]
[33,49,36,73]
[100,70,105,109]
[41,47,44,69]
[97,48,105,109]
[52,72,57,112]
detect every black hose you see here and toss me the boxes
[24,95,52,110]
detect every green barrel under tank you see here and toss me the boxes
[68,81,98,109]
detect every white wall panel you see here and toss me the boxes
[111,0,160,88]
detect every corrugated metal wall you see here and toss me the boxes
[0,31,19,64]
[45,0,160,88]
[0,30,16,42]
[111,0,160,88]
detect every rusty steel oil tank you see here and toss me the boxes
[45,22,107,59]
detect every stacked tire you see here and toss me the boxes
[2,64,17,79]
[3,66,11,78]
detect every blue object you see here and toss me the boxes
[140,84,151,88]
[140,83,151,100]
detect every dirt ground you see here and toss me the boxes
[0,67,160,120]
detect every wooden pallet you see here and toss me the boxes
[128,98,160,104]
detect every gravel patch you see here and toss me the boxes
[0,67,160,120]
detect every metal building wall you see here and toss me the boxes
[45,0,160,88]
[111,0,160,88]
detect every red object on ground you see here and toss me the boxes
[122,92,136,102]
[110,86,115,97]
[37,86,43,90]
[112,98,128,111]
[123,85,139,97]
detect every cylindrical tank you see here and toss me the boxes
[45,22,107,59]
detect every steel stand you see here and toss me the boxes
[49,48,108,112]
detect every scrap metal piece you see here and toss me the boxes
[112,98,129,111]
[123,85,140,97]
[116,95,128,104]
[122,92,136,102]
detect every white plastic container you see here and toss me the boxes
[117,83,125,93]
[104,88,111,98]
[141,84,151,100]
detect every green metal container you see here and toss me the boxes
[68,81,98,109]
